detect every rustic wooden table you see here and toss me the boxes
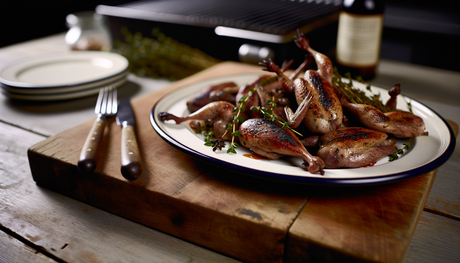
[1,34,459,263]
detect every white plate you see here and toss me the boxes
[2,70,128,95]
[150,73,456,185]
[0,51,129,91]
[1,76,126,101]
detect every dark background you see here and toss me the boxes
[0,1,102,47]
[1,0,459,72]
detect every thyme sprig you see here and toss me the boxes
[113,28,219,80]
[332,70,389,112]
[388,137,412,161]
[250,106,303,137]
[200,84,302,154]
[253,92,302,136]
[406,100,413,113]
[333,69,413,113]
[203,86,257,153]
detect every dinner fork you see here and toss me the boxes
[78,86,117,173]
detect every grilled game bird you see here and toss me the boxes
[186,82,239,113]
[238,118,325,175]
[259,32,343,134]
[260,62,344,134]
[294,31,334,84]
[302,127,398,169]
[340,95,428,138]
[159,101,235,140]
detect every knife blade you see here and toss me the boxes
[116,98,142,180]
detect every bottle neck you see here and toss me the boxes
[343,0,385,15]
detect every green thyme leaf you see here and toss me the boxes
[232,131,242,137]
[406,100,413,113]
[227,147,237,154]
[388,140,412,162]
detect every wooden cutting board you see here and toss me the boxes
[28,61,442,263]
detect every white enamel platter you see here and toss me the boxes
[0,51,129,94]
[150,73,456,185]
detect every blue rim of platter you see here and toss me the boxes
[150,73,456,186]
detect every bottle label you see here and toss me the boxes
[336,12,383,67]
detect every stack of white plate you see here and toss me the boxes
[0,51,129,101]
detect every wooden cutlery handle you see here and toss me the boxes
[120,125,142,180]
[78,118,106,173]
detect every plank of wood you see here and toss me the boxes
[286,171,436,263]
[28,61,309,263]
[0,121,240,263]
[27,118,309,263]
[405,211,460,263]
[424,157,460,219]
[446,120,458,142]
[285,120,459,263]
[0,123,45,190]
[424,120,460,220]
[0,231,57,263]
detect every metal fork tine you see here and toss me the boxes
[106,87,113,115]
[107,86,117,115]
[95,86,118,115]
[111,87,118,115]
[100,87,109,115]
[94,88,105,114]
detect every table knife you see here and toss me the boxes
[116,99,142,180]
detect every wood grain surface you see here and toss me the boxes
[0,121,239,263]
[27,61,450,263]
[0,231,57,263]
[424,121,459,220]
[286,171,436,263]
[405,211,460,263]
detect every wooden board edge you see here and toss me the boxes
[284,170,438,263]
[27,146,287,263]
[398,170,437,263]
[446,120,458,137]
